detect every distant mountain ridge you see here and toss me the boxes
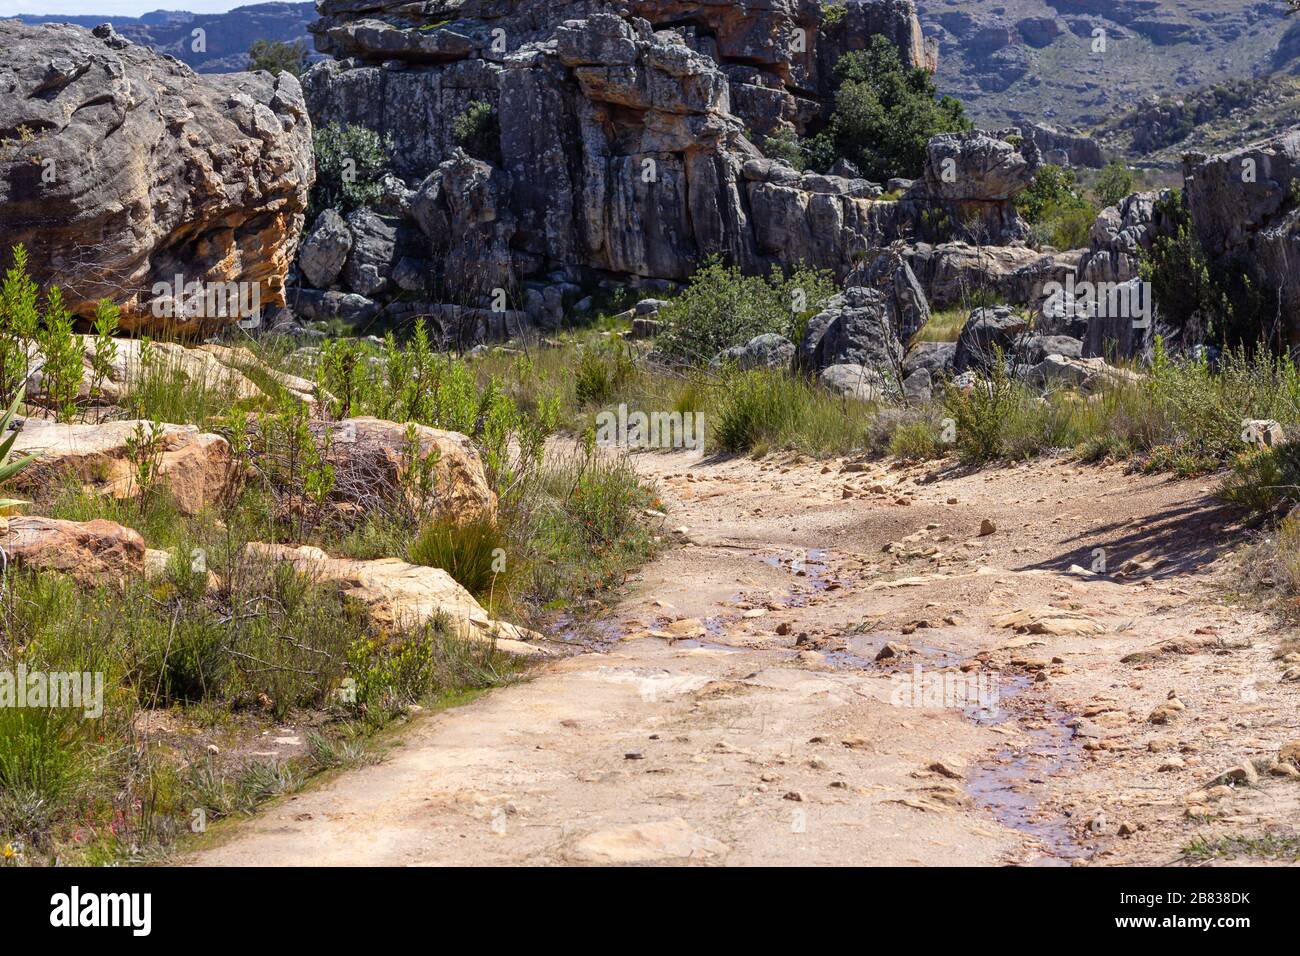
[10,2,315,73]
[915,0,1298,136]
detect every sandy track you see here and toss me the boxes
[187,450,1300,866]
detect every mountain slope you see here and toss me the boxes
[11,2,315,73]
[916,0,1297,132]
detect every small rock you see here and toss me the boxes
[1208,763,1258,787]
[979,519,997,536]
[927,760,965,780]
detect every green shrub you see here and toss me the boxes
[1016,164,1077,222]
[1032,199,1097,251]
[0,244,40,408]
[574,345,635,406]
[887,418,946,460]
[408,515,510,602]
[1094,161,1135,208]
[713,368,871,456]
[762,129,811,171]
[248,39,308,77]
[452,101,501,165]
[813,35,970,181]
[1218,446,1300,516]
[310,122,394,220]
[657,258,835,366]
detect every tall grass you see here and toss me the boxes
[714,368,873,456]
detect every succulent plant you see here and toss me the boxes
[0,386,37,511]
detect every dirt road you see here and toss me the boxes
[188,449,1300,866]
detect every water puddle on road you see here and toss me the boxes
[825,637,1090,865]
[963,675,1088,865]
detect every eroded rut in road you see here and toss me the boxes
[188,449,1300,866]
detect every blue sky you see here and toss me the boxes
[0,1,246,15]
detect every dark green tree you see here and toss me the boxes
[1094,160,1135,209]
[248,39,308,78]
[309,122,394,220]
[807,35,970,181]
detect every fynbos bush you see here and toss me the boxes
[656,257,835,366]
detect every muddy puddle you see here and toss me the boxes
[826,631,1089,864]
[964,675,1088,865]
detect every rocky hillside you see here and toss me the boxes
[12,2,315,73]
[293,0,1042,340]
[0,20,314,329]
[916,0,1297,131]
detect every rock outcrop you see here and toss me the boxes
[292,1,1039,341]
[902,242,1079,310]
[1183,133,1300,341]
[314,417,498,524]
[0,516,146,587]
[1076,191,1172,286]
[1022,122,1105,169]
[798,287,905,377]
[0,20,314,331]
[12,419,236,516]
[245,542,547,656]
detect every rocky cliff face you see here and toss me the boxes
[0,21,314,331]
[1183,132,1300,343]
[296,0,1036,340]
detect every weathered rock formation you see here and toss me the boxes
[1183,132,1300,342]
[318,416,499,524]
[1023,122,1105,169]
[1076,192,1161,286]
[902,242,1079,310]
[0,20,314,331]
[0,516,146,588]
[245,542,548,655]
[293,1,1038,341]
[13,419,236,515]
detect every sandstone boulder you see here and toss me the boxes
[953,306,1030,373]
[712,333,795,371]
[0,516,144,587]
[316,417,497,524]
[245,543,547,656]
[12,419,235,515]
[298,209,353,289]
[859,250,931,341]
[904,341,956,378]
[820,363,887,401]
[903,242,1080,310]
[798,288,904,376]
[1027,355,1141,393]
[0,21,313,331]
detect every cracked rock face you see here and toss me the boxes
[301,0,940,308]
[0,21,314,332]
[1184,133,1300,337]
